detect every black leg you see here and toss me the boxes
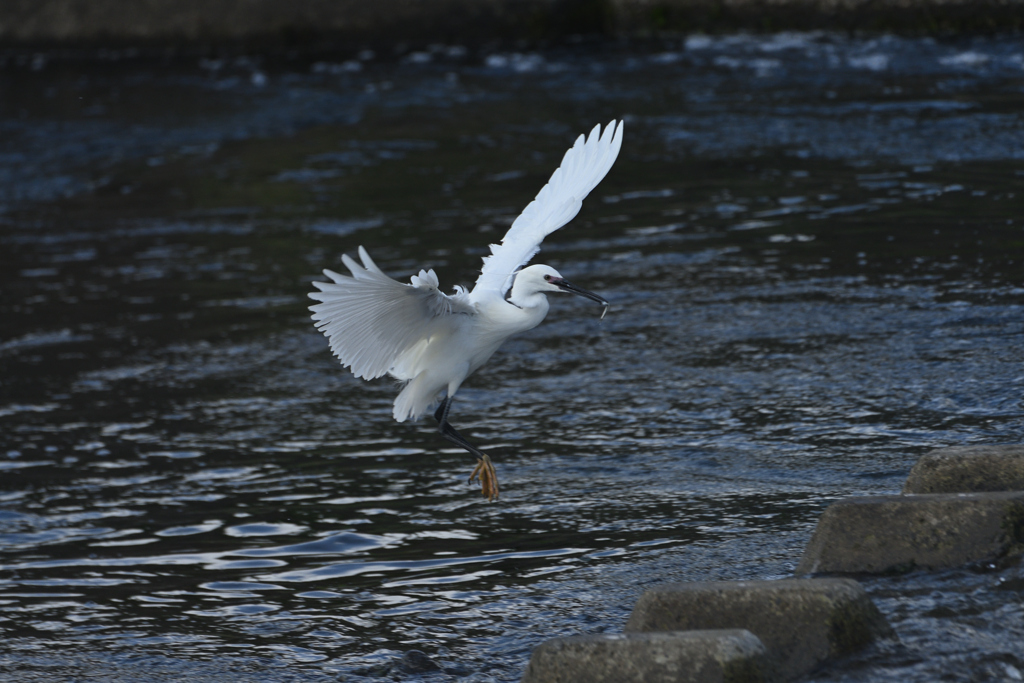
[433,396,448,423]
[433,395,499,501]
[434,395,487,460]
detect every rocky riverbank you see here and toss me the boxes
[1,0,1021,50]
[523,445,1024,682]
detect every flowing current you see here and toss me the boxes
[1,33,1023,681]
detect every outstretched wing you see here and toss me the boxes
[309,246,473,380]
[469,120,623,302]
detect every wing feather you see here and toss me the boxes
[470,120,623,301]
[309,249,473,380]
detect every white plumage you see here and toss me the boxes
[308,120,624,500]
[311,247,474,383]
[471,120,624,300]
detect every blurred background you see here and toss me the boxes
[1,2,1023,681]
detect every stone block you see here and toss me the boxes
[623,579,889,681]
[903,445,1024,494]
[521,630,773,683]
[797,492,1024,575]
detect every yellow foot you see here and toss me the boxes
[468,454,500,502]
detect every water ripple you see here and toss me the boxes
[1,33,1023,683]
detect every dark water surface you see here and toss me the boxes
[1,34,1023,681]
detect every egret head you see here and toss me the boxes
[512,265,609,318]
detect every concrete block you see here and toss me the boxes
[623,579,890,681]
[797,492,1024,575]
[903,445,1024,494]
[521,630,773,683]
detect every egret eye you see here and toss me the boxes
[543,275,552,281]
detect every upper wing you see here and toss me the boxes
[309,246,473,380]
[469,120,623,302]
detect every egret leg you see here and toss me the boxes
[434,396,499,501]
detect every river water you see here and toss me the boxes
[1,32,1023,681]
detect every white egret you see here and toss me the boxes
[309,120,623,500]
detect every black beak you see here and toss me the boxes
[553,278,609,319]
